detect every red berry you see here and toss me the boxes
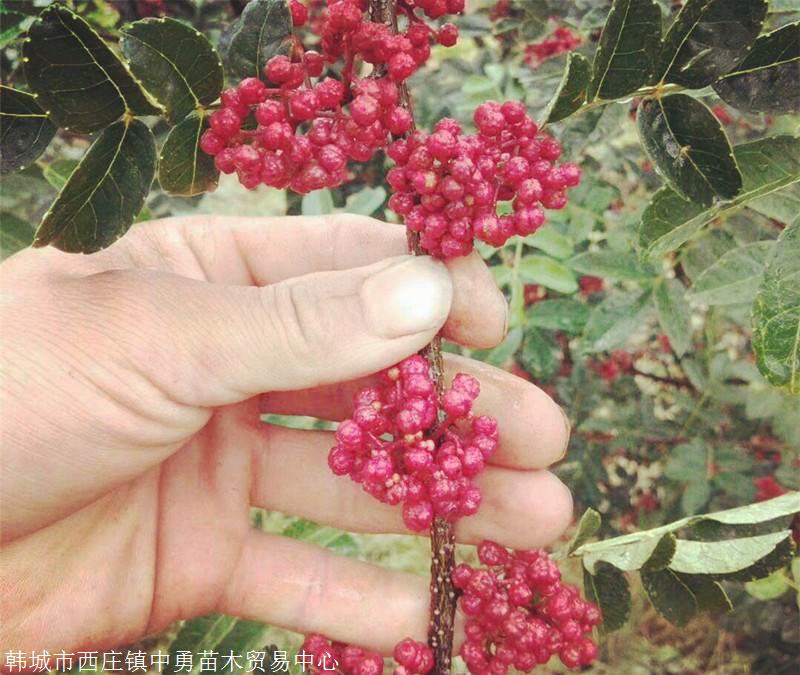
[199,130,225,155]
[265,55,293,83]
[209,108,241,137]
[437,23,459,47]
[290,0,308,26]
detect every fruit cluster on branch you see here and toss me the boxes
[386,102,581,259]
[200,0,461,193]
[329,355,498,531]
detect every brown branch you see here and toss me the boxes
[367,1,456,673]
[631,367,693,389]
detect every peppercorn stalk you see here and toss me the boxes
[367,1,457,673]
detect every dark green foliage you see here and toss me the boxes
[0,86,56,174]
[33,120,156,253]
[23,5,162,133]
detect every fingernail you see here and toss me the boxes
[361,256,453,339]
[558,405,571,461]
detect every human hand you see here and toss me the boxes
[0,215,572,652]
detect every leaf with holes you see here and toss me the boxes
[655,0,768,88]
[158,113,219,197]
[752,217,800,393]
[714,22,800,115]
[0,86,56,175]
[33,120,156,253]
[638,94,741,207]
[23,5,162,133]
[543,53,591,124]
[588,0,662,101]
[639,136,800,258]
[121,18,224,124]
[223,0,293,84]
[689,241,774,306]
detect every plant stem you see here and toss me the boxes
[367,1,456,672]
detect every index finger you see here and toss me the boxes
[5,215,506,350]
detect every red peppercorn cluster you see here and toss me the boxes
[300,635,433,675]
[327,355,499,532]
[454,541,601,673]
[524,26,582,68]
[386,102,581,258]
[200,0,462,193]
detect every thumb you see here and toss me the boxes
[119,255,452,406]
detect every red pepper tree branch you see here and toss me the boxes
[367,1,456,673]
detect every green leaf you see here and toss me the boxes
[588,0,662,100]
[568,508,602,554]
[527,298,590,335]
[655,0,768,88]
[670,530,793,575]
[678,573,732,613]
[745,570,790,600]
[752,217,800,393]
[167,615,268,674]
[568,249,651,281]
[345,186,387,216]
[0,212,35,260]
[121,17,224,124]
[41,159,79,191]
[714,472,756,501]
[23,5,162,133]
[681,479,711,515]
[703,491,800,525]
[158,112,219,197]
[223,0,293,84]
[519,328,560,380]
[542,53,591,124]
[0,86,56,175]
[637,94,741,207]
[583,532,676,573]
[33,119,156,253]
[654,278,692,357]
[641,568,697,625]
[639,136,800,259]
[580,291,653,353]
[689,241,774,306]
[0,8,33,48]
[665,440,706,481]
[713,22,800,115]
[517,254,578,293]
[583,562,631,631]
[301,189,334,216]
[526,226,573,259]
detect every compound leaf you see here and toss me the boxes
[158,112,219,196]
[33,119,156,253]
[23,4,162,133]
[121,17,224,124]
[655,0,768,88]
[0,86,56,175]
[714,22,800,115]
